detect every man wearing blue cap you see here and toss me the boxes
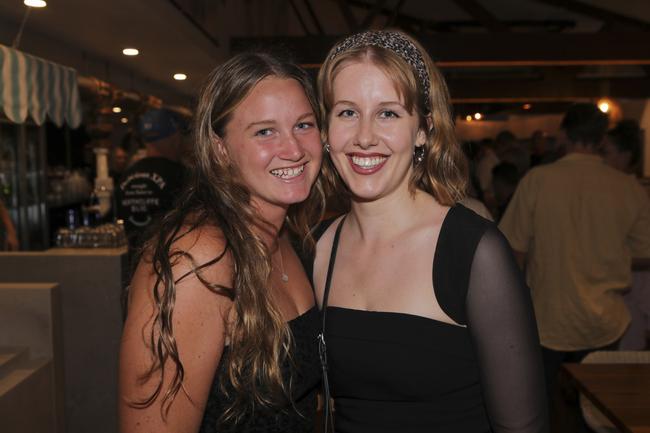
[115,108,187,251]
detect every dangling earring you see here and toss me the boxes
[414,145,425,164]
[324,143,330,153]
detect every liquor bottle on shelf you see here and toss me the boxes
[67,208,79,230]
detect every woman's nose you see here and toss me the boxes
[280,133,305,160]
[355,118,376,149]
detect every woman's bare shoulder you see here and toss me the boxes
[119,222,234,432]
[127,221,235,328]
[139,221,233,287]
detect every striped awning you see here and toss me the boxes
[0,44,82,128]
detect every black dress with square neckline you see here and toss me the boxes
[320,204,548,433]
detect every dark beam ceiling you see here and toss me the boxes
[451,0,510,32]
[345,0,576,32]
[289,0,313,35]
[535,0,650,32]
[303,0,325,34]
[336,0,360,32]
[231,32,650,66]
[447,76,650,101]
[360,0,388,29]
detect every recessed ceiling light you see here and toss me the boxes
[173,73,187,81]
[112,106,122,113]
[24,0,47,7]
[474,112,482,120]
[465,115,472,122]
[122,48,139,56]
[120,117,129,124]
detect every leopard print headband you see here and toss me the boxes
[328,30,431,109]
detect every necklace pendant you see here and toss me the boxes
[281,273,289,282]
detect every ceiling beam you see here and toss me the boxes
[360,0,388,29]
[451,0,509,32]
[289,0,312,35]
[535,0,650,32]
[386,0,406,28]
[330,0,578,34]
[448,76,650,100]
[336,0,359,32]
[345,0,573,33]
[231,32,650,66]
[347,0,442,33]
[167,0,219,48]
[303,0,325,35]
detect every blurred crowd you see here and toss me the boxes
[462,118,643,223]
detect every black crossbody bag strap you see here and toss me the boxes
[318,216,346,433]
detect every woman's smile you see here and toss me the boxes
[347,153,389,174]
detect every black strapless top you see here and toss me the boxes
[320,205,548,433]
[199,306,321,433]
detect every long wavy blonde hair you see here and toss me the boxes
[317,30,467,205]
[131,51,325,425]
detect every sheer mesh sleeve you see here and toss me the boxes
[466,226,549,433]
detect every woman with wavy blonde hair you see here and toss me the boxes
[313,30,548,433]
[119,51,325,433]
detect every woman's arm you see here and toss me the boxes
[467,226,549,433]
[119,226,233,433]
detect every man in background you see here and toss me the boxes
[115,108,187,252]
[476,131,523,214]
[499,103,650,391]
[491,162,519,222]
[601,120,650,350]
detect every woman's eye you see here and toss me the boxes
[337,109,356,118]
[296,122,314,130]
[255,128,273,137]
[379,110,399,119]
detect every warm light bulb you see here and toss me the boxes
[122,48,139,56]
[598,101,610,113]
[465,115,473,122]
[112,106,122,113]
[120,117,128,124]
[523,104,532,110]
[24,0,47,7]
[173,73,187,81]
[474,112,482,120]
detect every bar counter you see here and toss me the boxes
[0,247,127,433]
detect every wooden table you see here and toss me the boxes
[562,363,650,433]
